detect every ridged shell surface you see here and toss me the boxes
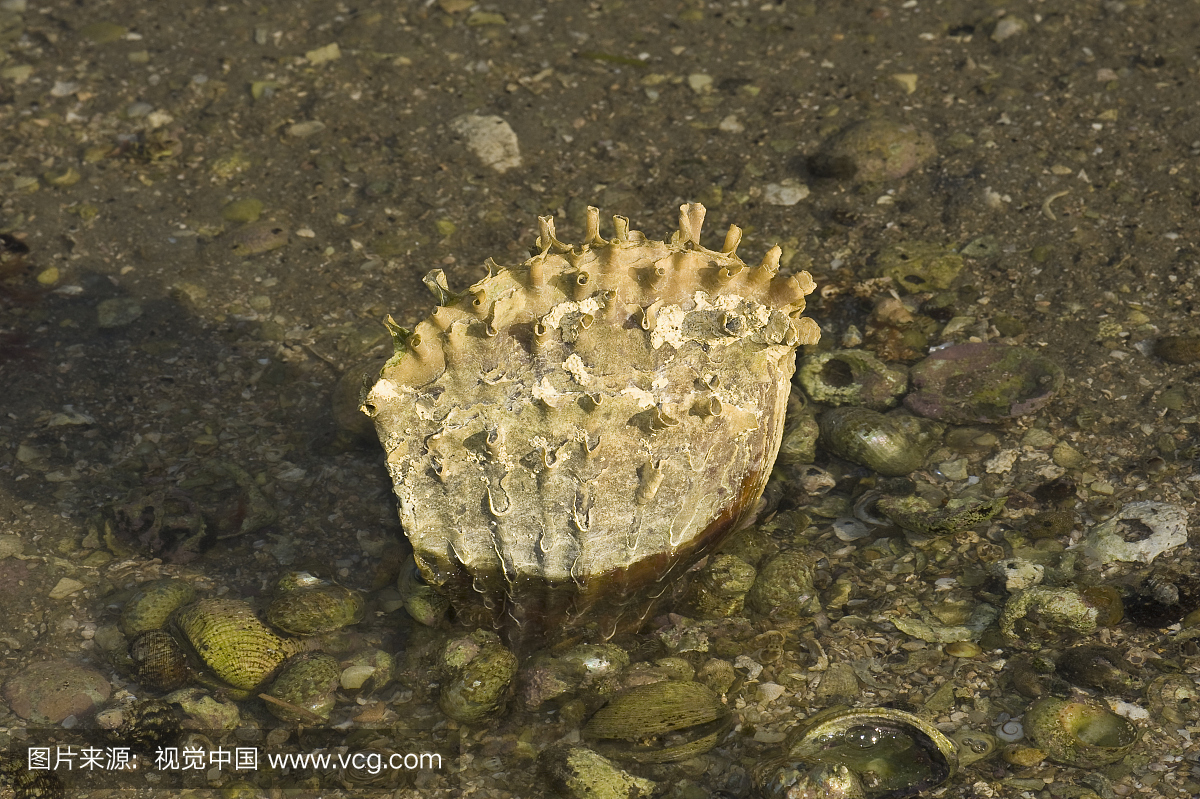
[364,204,819,643]
[171,599,301,690]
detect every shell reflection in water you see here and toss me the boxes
[756,707,957,799]
[363,203,820,648]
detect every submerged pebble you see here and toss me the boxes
[97,297,143,329]
[1152,334,1200,364]
[809,118,937,182]
[905,343,1064,423]
[451,114,522,173]
[537,744,659,799]
[2,659,111,724]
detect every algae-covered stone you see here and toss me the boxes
[877,493,1006,535]
[537,744,661,799]
[795,349,908,409]
[905,343,1064,423]
[813,662,860,702]
[876,241,963,292]
[747,551,820,618]
[809,118,937,182]
[681,554,757,619]
[265,653,341,722]
[1000,586,1106,640]
[164,686,241,729]
[438,630,517,723]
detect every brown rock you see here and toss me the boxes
[2,659,111,723]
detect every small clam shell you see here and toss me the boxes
[129,630,191,692]
[781,706,958,799]
[819,406,943,477]
[583,680,731,764]
[266,584,365,636]
[119,579,197,637]
[264,653,341,723]
[171,599,301,691]
[1023,697,1139,768]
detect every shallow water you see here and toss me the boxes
[2,1,1198,797]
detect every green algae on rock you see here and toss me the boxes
[875,241,964,293]
[795,349,908,410]
[438,629,518,724]
[905,343,1064,423]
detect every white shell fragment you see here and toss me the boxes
[451,114,522,174]
[1078,500,1188,564]
[364,204,819,644]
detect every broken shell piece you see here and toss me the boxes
[1077,500,1188,564]
[363,204,819,648]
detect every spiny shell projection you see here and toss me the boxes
[363,204,819,644]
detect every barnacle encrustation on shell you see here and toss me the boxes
[363,203,819,647]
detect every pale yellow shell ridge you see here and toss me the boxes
[364,203,819,639]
